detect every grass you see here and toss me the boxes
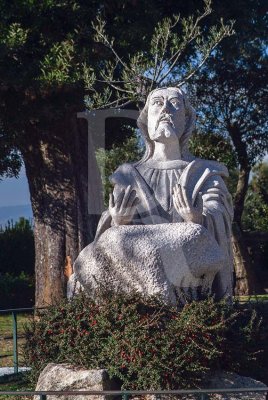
[0,313,32,368]
[236,294,268,302]
[0,378,33,400]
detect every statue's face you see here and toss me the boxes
[147,88,185,141]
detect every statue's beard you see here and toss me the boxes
[154,122,177,140]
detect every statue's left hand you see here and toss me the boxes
[173,183,203,224]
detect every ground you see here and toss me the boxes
[0,313,30,368]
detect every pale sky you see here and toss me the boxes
[0,164,31,207]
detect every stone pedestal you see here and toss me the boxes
[35,365,267,400]
[202,371,267,400]
[133,371,267,400]
[75,222,225,305]
[34,363,119,400]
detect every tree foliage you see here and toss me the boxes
[189,0,268,227]
[0,128,21,178]
[86,0,234,108]
[251,162,268,206]
[189,131,237,171]
[243,163,268,233]
[185,0,268,294]
[96,131,143,207]
[191,61,268,168]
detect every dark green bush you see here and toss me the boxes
[23,291,264,389]
[0,272,35,308]
[0,218,35,276]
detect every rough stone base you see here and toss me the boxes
[34,363,119,400]
[35,365,267,400]
[134,371,267,400]
[74,222,225,305]
[203,370,267,400]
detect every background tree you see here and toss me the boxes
[243,163,268,288]
[188,0,268,294]
[0,1,105,307]
[87,1,233,107]
[243,163,268,233]
[0,128,21,178]
[189,131,237,171]
[96,130,143,207]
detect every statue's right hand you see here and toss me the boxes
[109,185,139,226]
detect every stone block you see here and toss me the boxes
[133,371,267,400]
[34,363,119,400]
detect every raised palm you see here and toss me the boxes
[173,183,203,224]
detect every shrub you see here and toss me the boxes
[23,292,264,389]
[0,218,35,276]
[0,272,35,308]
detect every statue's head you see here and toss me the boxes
[137,87,196,161]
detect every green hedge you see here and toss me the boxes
[0,218,35,276]
[0,272,34,308]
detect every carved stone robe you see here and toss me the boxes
[74,158,233,303]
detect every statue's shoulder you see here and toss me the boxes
[189,158,229,178]
[109,163,136,186]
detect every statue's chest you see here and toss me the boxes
[136,166,184,221]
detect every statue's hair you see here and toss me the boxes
[136,87,196,163]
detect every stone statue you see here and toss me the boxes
[74,87,234,304]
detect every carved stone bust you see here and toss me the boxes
[74,87,234,304]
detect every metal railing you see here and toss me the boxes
[0,307,35,374]
[0,388,268,399]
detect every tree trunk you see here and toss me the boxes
[232,222,260,295]
[233,166,251,226]
[22,107,102,308]
[232,166,254,294]
[228,125,260,295]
